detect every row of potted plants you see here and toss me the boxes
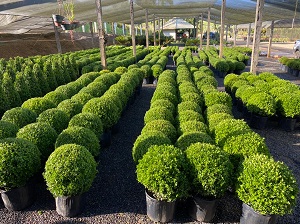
[278,56,300,77]
[224,72,300,131]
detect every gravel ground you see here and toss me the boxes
[0,56,299,223]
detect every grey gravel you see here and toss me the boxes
[0,56,299,223]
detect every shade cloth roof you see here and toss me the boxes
[0,0,300,34]
[163,18,194,30]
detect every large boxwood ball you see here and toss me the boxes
[132,131,172,164]
[176,110,205,126]
[177,120,208,136]
[150,99,176,116]
[22,97,56,116]
[1,107,37,128]
[43,144,97,197]
[71,92,94,106]
[0,138,41,190]
[177,101,202,114]
[37,108,70,133]
[68,112,103,139]
[144,107,175,125]
[55,126,100,157]
[175,131,214,150]
[82,97,120,130]
[0,120,19,139]
[17,122,58,162]
[57,99,83,119]
[43,91,68,106]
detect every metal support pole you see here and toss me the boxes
[267,20,274,58]
[89,21,94,48]
[153,15,156,46]
[130,0,136,59]
[112,22,115,45]
[247,23,251,48]
[95,0,107,69]
[250,0,265,74]
[233,25,237,47]
[219,0,226,58]
[200,13,203,50]
[206,8,211,49]
[145,9,149,48]
[52,18,62,54]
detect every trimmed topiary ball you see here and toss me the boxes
[214,119,252,147]
[177,101,202,114]
[177,120,208,136]
[55,126,100,157]
[71,92,94,106]
[136,144,190,202]
[246,92,276,117]
[68,112,103,139]
[22,97,56,116]
[150,99,176,116]
[176,110,205,126]
[141,119,177,143]
[132,131,172,164]
[0,138,41,190]
[43,91,68,106]
[207,112,234,135]
[37,108,70,134]
[144,107,175,125]
[205,103,232,118]
[82,97,121,130]
[151,90,178,106]
[1,107,37,128]
[56,99,83,119]
[236,154,298,216]
[175,131,214,150]
[17,122,58,163]
[0,121,19,139]
[180,92,204,109]
[43,144,97,197]
[186,142,233,198]
[204,92,232,109]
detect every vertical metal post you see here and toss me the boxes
[52,18,62,54]
[158,18,161,46]
[250,0,265,74]
[130,0,136,59]
[153,15,156,46]
[233,25,237,47]
[145,9,149,48]
[247,23,251,48]
[200,13,203,50]
[89,21,94,48]
[112,22,115,45]
[219,0,226,58]
[95,0,107,69]
[267,20,274,58]
[206,8,211,49]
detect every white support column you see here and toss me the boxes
[145,9,149,48]
[153,15,156,46]
[233,25,237,47]
[140,25,142,35]
[104,22,107,33]
[267,20,274,58]
[95,0,107,69]
[82,25,85,33]
[114,22,117,34]
[122,23,125,35]
[90,21,94,48]
[250,0,265,74]
[130,0,136,59]
[219,0,226,58]
[200,13,203,50]
[206,8,211,49]
[247,23,252,48]
[158,17,161,46]
[112,22,115,45]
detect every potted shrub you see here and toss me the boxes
[68,112,103,140]
[207,112,234,135]
[0,120,19,139]
[22,97,56,116]
[17,122,58,164]
[1,107,37,129]
[151,90,178,106]
[205,103,232,119]
[234,61,246,74]
[150,99,176,116]
[132,131,172,164]
[151,64,163,83]
[44,91,68,106]
[186,143,233,222]
[180,92,204,109]
[55,126,100,158]
[0,138,41,211]
[175,131,213,150]
[136,145,190,223]
[176,110,205,126]
[236,154,298,224]
[43,144,97,217]
[177,120,208,136]
[177,101,202,114]
[71,92,94,106]
[214,118,252,147]
[144,107,175,125]
[56,99,83,119]
[246,92,276,130]
[215,60,229,78]
[276,92,300,131]
[204,91,232,110]
[141,119,177,144]
[37,108,70,134]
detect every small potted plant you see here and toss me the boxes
[136,144,190,223]
[186,142,233,222]
[0,138,41,211]
[215,60,229,78]
[246,92,277,130]
[236,154,298,224]
[43,144,97,217]
[132,131,171,164]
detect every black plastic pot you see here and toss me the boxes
[240,203,278,224]
[249,113,268,130]
[278,117,297,132]
[0,182,35,211]
[188,195,217,222]
[55,194,84,217]
[145,189,175,223]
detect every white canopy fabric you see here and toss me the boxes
[0,0,300,34]
[163,18,194,30]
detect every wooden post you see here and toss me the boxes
[112,22,115,45]
[233,25,237,47]
[52,18,62,54]
[219,0,226,58]
[250,0,265,74]
[267,20,274,58]
[247,23,251,48]
[89,21,94,48]
[130,0,136,59]
[145,9,149,48]
[153,15,156,46]
[225,25,228,41]
[95,0,107,69]
[200,13,203,50]
[158,18,161,46]
[206,8,211,49]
